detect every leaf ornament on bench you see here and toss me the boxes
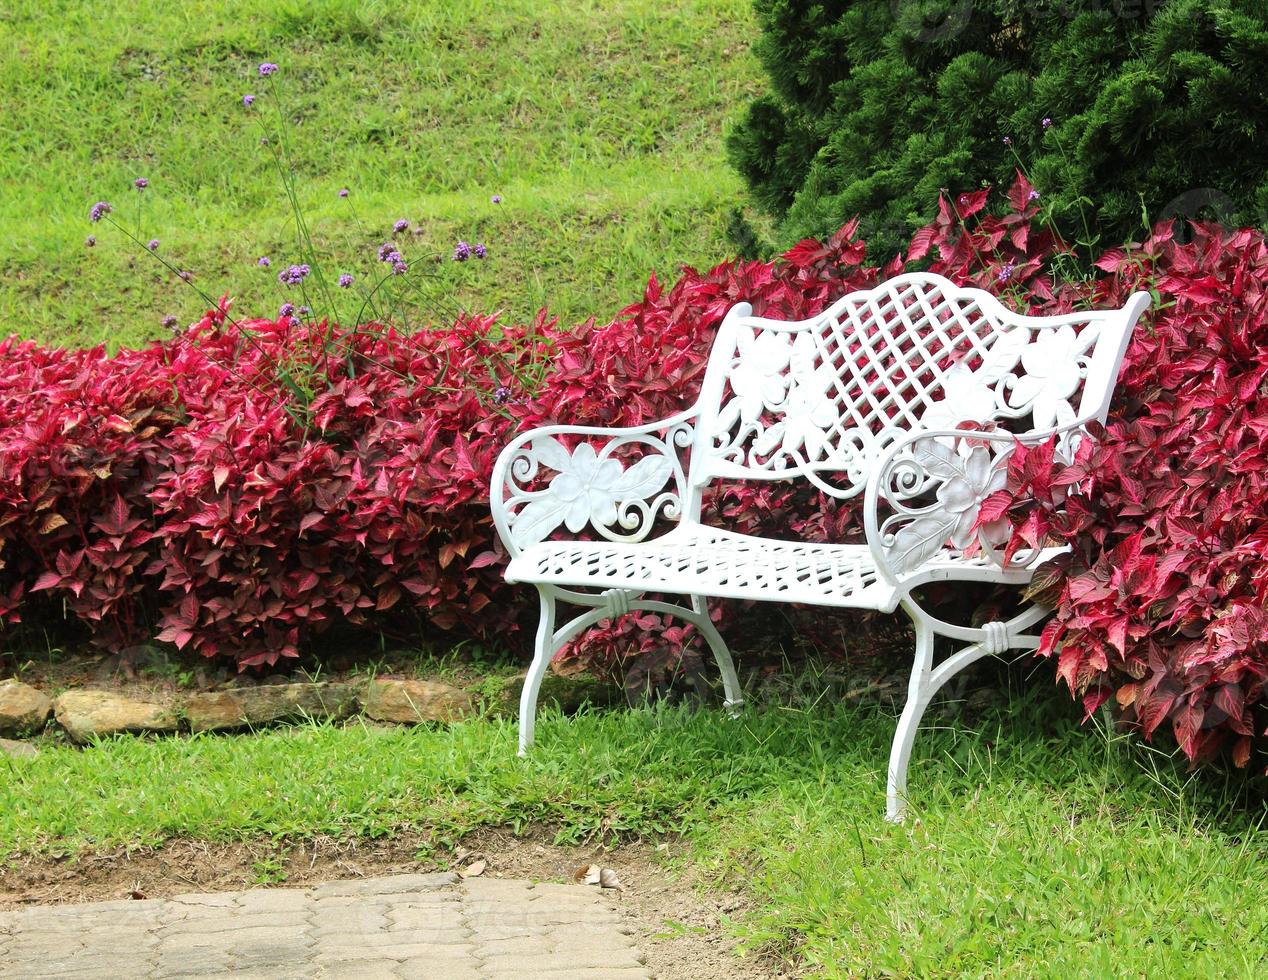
[510,437,675,549]
[885,439,1008,574]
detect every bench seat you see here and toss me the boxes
[507,525,1062,612]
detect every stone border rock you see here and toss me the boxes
[0,672,613,747]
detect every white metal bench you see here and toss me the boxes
[491,272,1149,820]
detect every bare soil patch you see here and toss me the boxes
[0,826,789,979]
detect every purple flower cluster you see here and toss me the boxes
[134,177,148,191]
[1028,189,1041,202]
[491,194,502,204]
[258,256,271,267]
[493,385,512,405]
[1042,116,1053,129]
[377,242,399,262]
[1002,135,1012,147]
[162,315,179,331]
[338,273,354,288]
[278,263,311,286]
[451,241,488,262]
[392,260,407,275]
[243,94,256,107]
[85,235,96,248]
[997,262,1015,283]
[279,303,295,318]
[178,270,194,282]
[338,188,349,198]
[89,201,113,222]
[258,62,278,76]
[393,219,409,234]
[147,239,160,251]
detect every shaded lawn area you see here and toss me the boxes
[0,0,761,349]
[4,684,1265,977]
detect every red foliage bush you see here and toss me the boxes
[1,299,555,667]
[986,222,1268,768]
[5,175,1268,774]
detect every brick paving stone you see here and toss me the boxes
[313,958,401,978]
[480,949,648,973]
[0,871,650,979]
[311,872,458,898]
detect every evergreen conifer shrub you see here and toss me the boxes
[727,0,1268,259]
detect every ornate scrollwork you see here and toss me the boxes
[874,436,1026,576]
[499,420,693,550]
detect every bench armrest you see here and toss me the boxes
[863,418,1092,590]
[491,409,699,557]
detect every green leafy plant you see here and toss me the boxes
[727,0,1268,260]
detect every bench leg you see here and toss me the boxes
[690,595,744,715]
[885,602,1050,821]
[887,605,935,823]
[518,586,557,756]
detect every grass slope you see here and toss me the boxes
[3,690,1264,976]
[0,0,761,349]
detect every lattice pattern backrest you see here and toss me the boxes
[690,273,1128,500]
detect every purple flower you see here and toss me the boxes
[178,270,194,282]
[243,94,256,107]
[258,62,278,76]
[392,260,408,276]
[277,263,311,286]
[298,306,311,316]
[162,315,179,331]
[1042,117,1053,129]
[338,188,349,198]
[474,243,487,259]
[279,303,295,318]
[133,177,148,191]
[1028,189,1041,202]
[85,235,96,248]
[89,201,113,222]
[452,240,471,262]
[147,239,160,251]
[338,273,354,288]
[491,194,502,204]
[377,242,398,262]
[493,385,512,405]
[997,262,1015,283]
[393,219,409,234]
[1002,135,1012,147]
[258,256,271,267]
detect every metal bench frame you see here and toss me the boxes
[491,273,1150,820]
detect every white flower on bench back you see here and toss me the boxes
[1008,324,1084,428]
[920,327,1030,432]
[510,437,674,548]
[746,331,838,464]
[718,326,793,430]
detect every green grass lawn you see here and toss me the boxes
[4,688,1265,977]
[0,0,761,349]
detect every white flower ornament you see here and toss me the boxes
[714,325,793,435]
[509,437,675,549]
[1008,325,1086,428]
[885,439,1008,574]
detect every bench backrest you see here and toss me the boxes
[687,273,1147,502]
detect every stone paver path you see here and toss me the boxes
[0,872,650,979]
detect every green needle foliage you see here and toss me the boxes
[727,0,1268,261]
